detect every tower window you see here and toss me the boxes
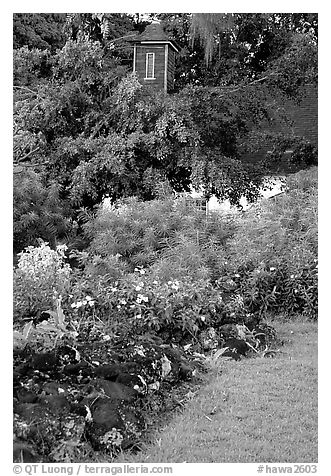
[145,53,155,79]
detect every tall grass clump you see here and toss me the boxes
[83,196,236,282]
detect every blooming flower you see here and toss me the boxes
[88,300,95,307]
[119,299,127,305]
[270,267,276,272]
[136,294,148,304]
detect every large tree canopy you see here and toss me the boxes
[13,12,318,252]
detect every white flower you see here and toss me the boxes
[85,295,92,301]
[102,335,111,341]
[135,286,142,292]
[119,299,127,305]
[270,267,276,272]
[82,300,87,306]
[88,300,95,307]
[134,268,139,272]
[56,244,68,251]
[75,301,83,309]
[137,293,148,304]
[71,303,77,309]
[135,314,142,319]
[290,275,295,279]
[234,273,240,278]
[200,315,206,322]
[139,269,146,275]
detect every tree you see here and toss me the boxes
[13,13,318,253]
[13,13,66,51]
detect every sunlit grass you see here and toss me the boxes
[117,320,317,463]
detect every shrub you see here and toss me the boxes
[13,241,71,321]
[13,170,73,254]
[67,267,228,344]
[218,167,318,319]
[83,196,236,282]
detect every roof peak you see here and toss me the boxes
[133,22,180,51]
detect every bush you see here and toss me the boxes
[219,167,318,319]
[14,241,71,321]
[13,170,73,254]
[67,267,223,343]
[83,196,236,282]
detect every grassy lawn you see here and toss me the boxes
[117,320,317,463]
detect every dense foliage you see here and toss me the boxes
[13,13,317,252]
[14,168,317,336]
[12,15,318,464]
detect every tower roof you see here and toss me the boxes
[131,22,180,52]
[139,22,172,42]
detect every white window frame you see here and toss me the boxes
[145,52,155,79]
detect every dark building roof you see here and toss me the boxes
[139,22,172,42]
[130,22,180,51]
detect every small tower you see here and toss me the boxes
[131,22,179,93]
